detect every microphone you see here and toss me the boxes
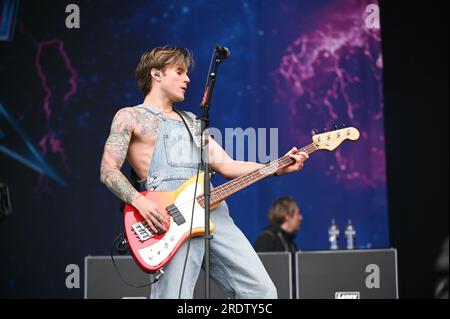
[215,45,230,59]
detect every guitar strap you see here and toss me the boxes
[174,109,202,149]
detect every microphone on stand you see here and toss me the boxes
[215,45,230,59]
[201,45,230,109]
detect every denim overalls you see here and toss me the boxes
[135,104,277,299]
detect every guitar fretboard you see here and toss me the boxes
[197,143,318,207]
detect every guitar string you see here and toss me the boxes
[165,143,318,216]
[138,129,356,219]
[174,145,316,212]
[163,144,318,217]
[130,144,319,232]
[130,129,356,234]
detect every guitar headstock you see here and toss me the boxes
[312,127,360,151]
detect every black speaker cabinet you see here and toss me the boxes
[296,249,398,299]
[85,252,293,299]
[193,252,293,299]
[84,256,151,299]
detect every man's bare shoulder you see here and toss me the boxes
[113,106,143,120]
[111,106,136,123]
[112,105,159,136]
[112,106,156,124]
[107,107,136,134]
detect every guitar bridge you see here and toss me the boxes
[131,221,166,242]
[131,221,153,241]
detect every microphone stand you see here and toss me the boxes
[200,47,227,299]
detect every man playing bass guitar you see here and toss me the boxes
[100,46,308,299]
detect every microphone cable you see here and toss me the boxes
[110,232,162,288]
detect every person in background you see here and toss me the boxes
[254,196,303,298]
[254,196,303,254]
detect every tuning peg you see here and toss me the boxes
[333,124,338,130]
[311,129,319,135]
[323,128,327,132]
[342,123,346,128]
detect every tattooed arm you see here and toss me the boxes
[100,108,168,232]
[100,108,141,204]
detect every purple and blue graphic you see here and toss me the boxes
[0,0,19,41]
[0,0,388,297]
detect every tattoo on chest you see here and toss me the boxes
[134,108,159,136]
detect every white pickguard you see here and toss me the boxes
[137,182,207,267]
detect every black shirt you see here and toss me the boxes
[254,224,298,254]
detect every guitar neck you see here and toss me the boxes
[197,143,318,207]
